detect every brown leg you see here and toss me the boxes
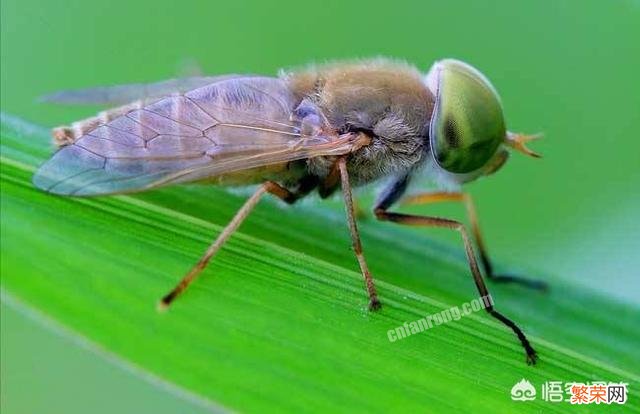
[318,159,340,198]
[402,192,547,290]
[338,158,381,311]
[158,181,300,310]
[374,208,537,364]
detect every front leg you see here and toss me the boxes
[402,192,548,291]
[373,177,537,364]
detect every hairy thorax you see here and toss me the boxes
[283,59,435,186]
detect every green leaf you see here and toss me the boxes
[1,112,638,413]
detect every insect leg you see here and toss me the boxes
[338,157,381,311]
[158,181,300,310]
[374,206,537,364]
[318,159,340,198]
[402,192,547,290]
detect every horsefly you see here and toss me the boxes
[34,58,545,364]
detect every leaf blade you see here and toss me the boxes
[1,113,638,413]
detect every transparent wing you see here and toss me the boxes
[39,76,241,105]
[33,76,364,196]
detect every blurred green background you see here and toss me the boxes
[1,0,638,412]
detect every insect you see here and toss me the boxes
[34,58,545,364]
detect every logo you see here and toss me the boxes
[510,379,628,405]
[511,378,537,401]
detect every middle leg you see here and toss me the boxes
[337,157,381,311]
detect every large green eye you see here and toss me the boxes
[427,59,506,174]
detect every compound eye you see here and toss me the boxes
[427,60,506,174]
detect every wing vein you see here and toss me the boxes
[197,100,300,132]
[241,82,290,116]
[182,95,221,123]
[47,164,106,193]
[84,133,145,149]
[139,109,206,136]
[215,123,301,138]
